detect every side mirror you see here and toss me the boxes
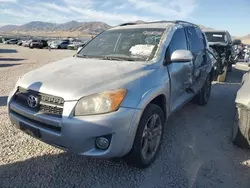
[233,39,242,45]
[171,50,193,62]
[77,46,83,53]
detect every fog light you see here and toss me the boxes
[95,137,110,150]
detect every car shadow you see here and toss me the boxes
[0,63,21,68]
[0,58,25,61]
[0,96,8,106]
[0,150,190,188]
[0,49,17,53]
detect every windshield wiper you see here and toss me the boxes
[76,54,137,61]
[103,56,135,61]
[76,54,102,59]
[76,54,90,58]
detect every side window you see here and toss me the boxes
[187,27,204,53]
[168,28,187,57]
[227,32,232,44]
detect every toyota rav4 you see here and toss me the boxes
[8,21,213,168]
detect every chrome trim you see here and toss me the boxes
[10,101,62,128]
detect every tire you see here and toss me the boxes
[217,66,227,82]
[232,107,250,148]
[124,104,165,168]
[58,46,61,49]
[192,75,212,106]
[227,64,232,72]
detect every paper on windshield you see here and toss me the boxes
[129,45,155,56]
[213,34,223,37]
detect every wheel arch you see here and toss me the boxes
[122,86,169,156]
[137,86,169,120]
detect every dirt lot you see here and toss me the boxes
[0,44,250,188]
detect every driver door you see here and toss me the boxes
[166,28,194,113]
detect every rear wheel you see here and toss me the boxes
[227,63,232,72]
[124,104,165,168]
[193,75,212,106]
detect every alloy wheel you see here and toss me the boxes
[141,114,162,162]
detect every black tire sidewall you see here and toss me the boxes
[202,76,212,104]
[232,107,250,148]
[125,104,165,168]
[193,75,212,105]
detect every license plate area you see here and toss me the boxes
[16,122,41,138]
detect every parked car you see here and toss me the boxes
[204,30,235,82]
[4,39,19,44]
[49,40,70,49]
[67,41,87,50]
[22,40,32,47]
[8,21,213,168]
[233,70,250,148]
[29,40,48,49]
[17,40,26,46]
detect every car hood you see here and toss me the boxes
[18,57,151,101]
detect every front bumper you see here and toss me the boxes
[8,98,142,158]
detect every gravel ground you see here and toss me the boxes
[1,44,250,188]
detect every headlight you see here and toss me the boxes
[74,89,127,116]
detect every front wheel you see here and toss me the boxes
[232,107,250,148]
[124,104,165,168]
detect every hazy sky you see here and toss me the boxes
[0,0,249,36]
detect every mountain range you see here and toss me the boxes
[0,20,249,43]
[0,21,111,35]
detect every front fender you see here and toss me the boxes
[136,84,170,118]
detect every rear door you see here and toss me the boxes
[185,26,208,93]
[166,28,194,112]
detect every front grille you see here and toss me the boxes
[40,104,63,115]
[13,87,64,117]
[10,110,61,133]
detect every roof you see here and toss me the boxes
[109,22,173,30]
[109,20,199,31]
[203,30,228,33]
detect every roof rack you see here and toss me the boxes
[118,20,197,27]
[147,20,174,24]
[174,20,198,26]
[118,22,139,26]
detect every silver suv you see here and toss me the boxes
[8,21,212,168]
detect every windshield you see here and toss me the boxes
[205,32,227,43]
[78,28,165,61]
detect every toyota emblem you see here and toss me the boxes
[27,95,38,108]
